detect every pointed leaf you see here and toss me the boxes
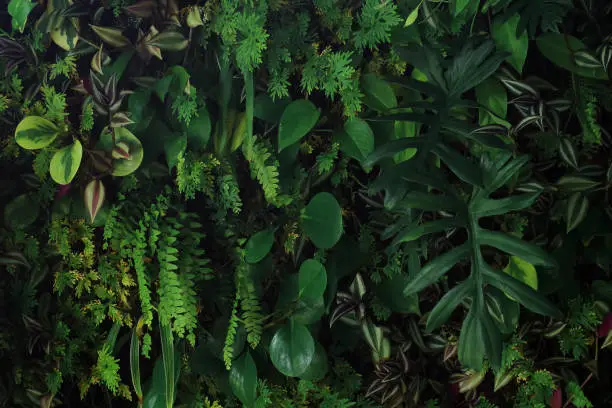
[84,179,106,224]
[130,327,142,401]
[278,100,320,152]
[8,0,36,33]
[492,13,529,72]
[458,309,485,371]
[404,243,470,296]
[363,137,426,167]
[361,73,397,111]
[559,138,579,169]
[392,218,458,246]
[566,193,589,233]
[298,259,327,303]
[426,280,471,332]
[229,352,257,407]
[339,118,375,161]
[537,33,608,79]
[471,193,539,218]
[433,143,483,186]
[91,25,131,48]
[159,322,175,408]
[478,230,557,267]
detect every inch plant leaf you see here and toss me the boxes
[483,264,561,318]
[426,280,471,332]
[361,73,397,111]
[559,138,579,169]
[15,116,60,150]
[50,140,83,185]
[84,180,105,224]
[537,33,608,79]
[492,13,529,73]
[302,192,343,249]
[278,100,320,152]
[245,229,275,264]
[566,192,589,233]
[229,352,257,407]
[485,287,520,334]
[269,321,315,377]
[404,243,470,296]
[479,230,557,267]
[556,175,600,192]
[91,25,131,48]
[298,259,327,303]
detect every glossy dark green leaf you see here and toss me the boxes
[404,243,470,296]
[298,259,327,303]
[458,309,485,371]
[269,321,315,377]
[299,342,328,381]
[245,229,275,264]
[483,264,561,318]
[426,280,471,332]
[229,352,257,407]
[485,155,529,193]
[476,78,509,127]
[478,230,557,267]
[302,193,343,249]
[485,287,520,334]
[433,143,483,186]
[537,33,608,79]
[556,176,600,192]
[278,100,320,152]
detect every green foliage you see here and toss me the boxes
[567,381,593,408]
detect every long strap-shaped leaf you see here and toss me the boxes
[482,263,561,318]
[432,143,483,187]
[478,230,557,267]
[362,136,427,167]
[130,327,143,406]
[426,280,472,332]
[392,218,458,247]
[404,243,470,296]
[470,193,539,218]
[160,322,174,408]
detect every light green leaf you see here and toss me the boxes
[15,116,60,150]
[338,118,375,161]
[404,4,420,27]
[302,193,343,249]
[492,13,529,73]
[453,0,471,16]
[476,78,509,127]
[245,229,275,264]
[229,352,257,407]
[186,106,211,150]
[278,100,320,152]
[50,140,83,184]
[566,193,589,233]
[537,33,608,79]
[159,322,175,408]
[298,259,327,303]
[361,73,397,112]
[503,256,538,292]
[8,0,36,32]
[269,321,315,377]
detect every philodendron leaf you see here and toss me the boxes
[278,100,320,152]
[8,0,36,33]
[298,259,327,303]
[458,309,485,371]
[15,116,60,149]
[404,243,470,296]
[269,320,315,377]
[50,140,83,184]
[229,352,257,407]
[566,192,589,233]
[302,192,343,249]
[245,228,275,264]
[426,280,471,332]
[492,13,528,73]
[478,230,557,267]
[84,180,106,224]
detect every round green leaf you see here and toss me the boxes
[278,100,320,152]
[299,343,328,381]
[229,352,257,407]
[298,259,327,303]
[99,128,144,176]
[536,33,608,79]
[4,193,39,230]
[15,116,60,150]
[245,228,275,264]
[50,140,83,184]
[338,118,375,161]
[187,106,211,150]
[361,73,397,112]
[269,321,315,377]
[302,193,343,249]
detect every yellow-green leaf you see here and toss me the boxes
[15,116,60,150]
[50,140,83,184]
[503,256,538,301]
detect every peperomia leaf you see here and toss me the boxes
[245,229,275,264]
[298,259,327,303]
[302,193,343,249]
[229,352,257,407]
[15,116,60,150]
[50,140,83,185]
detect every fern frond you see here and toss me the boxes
[236,259,263,349]
[242,136,285,205]
[224,297,240,370]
